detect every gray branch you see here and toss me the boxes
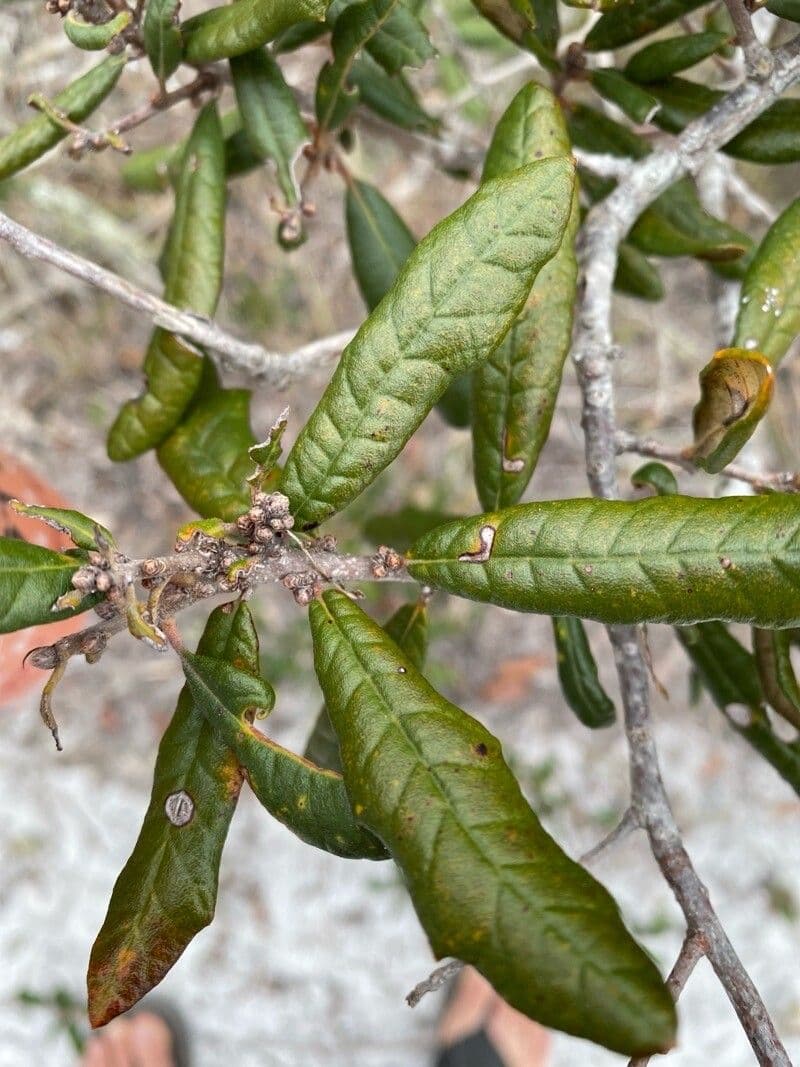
[572,34,800,1067]
[0,208,356,386]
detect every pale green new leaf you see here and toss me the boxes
[472,83,579,510]
[280,156,575,528]
[9,502,114,551]
[143,0,182,84]
[407,495,800,628]
[309,591,676,1056]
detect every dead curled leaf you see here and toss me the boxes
[691,347,773,473]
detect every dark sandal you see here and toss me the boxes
[435,1028,507,1067]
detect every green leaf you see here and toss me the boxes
[562,0,630,8]
[648,78,800,164]
[157,374,257,520]
[280,156,575,528]
[345,178,417,312]
[705,3,735,56]
[469,0,541,51]
[692,347,773,473]
[309,590,676,1055]
[230,49,308,206]
[9,502,115,551]
[552,616,616,729]
[182,0,329,63]
[247,406,288,488]
[182,653,276,721]
[436,374,472,428]
[407,495,800,628]
[568,103,649,161]
[631,461,678,496]
[625,31,731,82]
[767,0,800,19]
[349,52,438,131]
[585,0,707,52]
[677,622,800,798]
[0,56,125,182]
[590,69,661,125]
[0,538,93,633]
[734,197,800,366]
[87,603,260,1026]
[305,598,429,770]
[614,242,664,302]
[107,104,226,461]
[753,627,800,730]
[472,83,579,510]
[628,178,751,263]
[64,10,131,50]
[143,0,182,84]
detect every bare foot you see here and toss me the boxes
[82,1013,175,1067]
[438,967,552,1067]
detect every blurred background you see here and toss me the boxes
[2,1,800,1063]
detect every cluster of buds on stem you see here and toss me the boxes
[236,491,294,556]
[282,571,323,606]
[71,550,116,595]
[370,545,405,578]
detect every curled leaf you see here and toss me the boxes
[691,348,773,473]
[552,616,616,729]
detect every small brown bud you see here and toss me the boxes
[140,558,165,578]
[25,645,59,670]
[371,545,404,578]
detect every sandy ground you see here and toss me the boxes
[3,5,800,1065]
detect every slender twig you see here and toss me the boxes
[579,807,641,866]
[628,933,707,1067]
[724,0,775,78]
[406,959,464,1007]
[615,430,800,493]
[572,34,800,1067]
[0,207,356,385]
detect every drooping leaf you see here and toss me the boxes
[181,654,276,720]
[629,179,751,263]
[143,0,182,83]
[469,0,536,47]
[568,103,649,161]
[585,0,708,52]
[309,590,677,1056]
[157,371,257,520]
[631,461,678,496]
[87,603,260,1027]
[349,52,438,131]
[107,104,226,461]
[472,83,579,511]
[0,56,125,182]
[691,348,773,473]
[63,10,131,50]
[345,178,417,312]
[624,31,731,82]
[552,616,616,729]
[614,242,664,302]
[230,49,308,206]
[590,69,660,125]
[407,495,800,628]
[280,156,575,528]
[305,598,428,770]
[648,78,800,164]
[753,627,800,730]
[9,502,114,551]
[182,0,329,63]
[0,538,93,633]
[677,622,800,797]
[734,197,800,366]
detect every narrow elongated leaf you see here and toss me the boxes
[143,0,182,83]
[552,617,616,729]
[568,103,649,161]
[349,53,437,131]
[407,495,800,628]
[614,242,664,301]
[677,623,800,797]
[87,604,260,1027]
[309,591,676,1055]
[625,31,731,82]
[648,78,800,164]
[9,502,114,551]
[0,56,125,182]
[157,373,257,520]
[0,538,93,634]
[472,84,578,511]
[280,156,575,528]
[767,0,800,18]
[627,179,750,263]
[327,0,434,72]
[585,0,707,51]
[692,348,773,473]
[64,10,131,50]
[305,599,428,770]
[184,652,386,859]
[590,70,660,125]
[734,198,800,366]
[230,49,308,206]
[182,0,328,63]
[469,0,535,45]
[107,105,226,461]
[345,178,416,311]
[753,627,800,729]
